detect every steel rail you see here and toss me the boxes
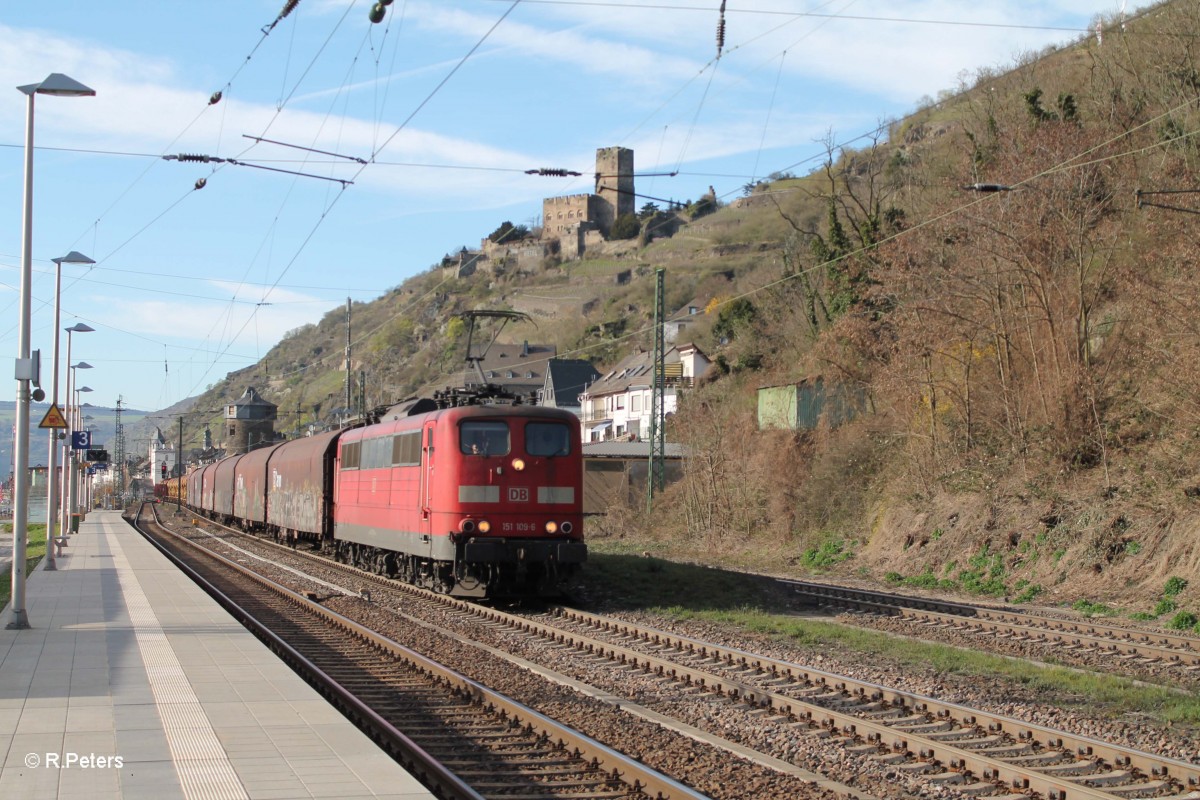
[138,504,705,800]
[783,579,1200,666]
[538,605,1200,797]
[161,507,1200,797]
[134,504,484,800]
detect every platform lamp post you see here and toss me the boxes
[60,332,92,539]
[68,385,92,533]
[8,73,96,630]
[44,253,94,571]
[81,415,95,513]
[81,415,95,509]
[62,360,91,538]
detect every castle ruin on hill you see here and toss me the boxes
[540,146,634,259]
[445,146,635,277]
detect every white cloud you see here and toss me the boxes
[94,291,323,349]
[410,4,703,87]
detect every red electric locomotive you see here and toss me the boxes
[333,403,585,596]
[178,398,586,598]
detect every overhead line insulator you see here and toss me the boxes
[263,0,302,34]
[717,1,727,57]
[165,153,228,164]
[525,168,582,177]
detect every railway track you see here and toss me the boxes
[133,504,704,800]
[529,606,1200,800]
[781,579,1200,671]
[148,506,1200,800]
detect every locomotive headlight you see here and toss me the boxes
[460,519,477,534]
[544,521,558,534]
[478,520,492,533]
[511,457,526,471]
[561,521,573,535]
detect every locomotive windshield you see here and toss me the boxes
[525,422,571,457]
[460,420,510,456]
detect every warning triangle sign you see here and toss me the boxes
[38,404,68,429]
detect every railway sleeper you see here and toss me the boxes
[926,772,968,786]
[924,731,1003,746]
[437,757,579,769]
[1004,752,1071,767]
[896,761,939,774]
[1033,760,1103,777]
[887,713,934,726]
[953,781,1012,797]
[1078,770,1135,786]
[864,708,912,720]
[895,720,955,734]
[470,776,618,790]
[1104,779,1176,797]
[873,752,909,765]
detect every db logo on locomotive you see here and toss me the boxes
[508,487,529,502]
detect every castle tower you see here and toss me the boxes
[594,146,634,235]
[224,386,277,455]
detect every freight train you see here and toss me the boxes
[162,397,586,597]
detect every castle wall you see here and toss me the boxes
[542,194,600,239]
[538,146,634,257]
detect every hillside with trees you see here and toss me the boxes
[181,1,1200,615]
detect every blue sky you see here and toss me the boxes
[0,0,1141,413]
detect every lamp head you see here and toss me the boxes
[52,251,95,267]
[66,323,94,334]
[73,361,93,370]
[18,73,95,97]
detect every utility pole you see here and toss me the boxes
[177,416,184,513]
[113,396,125,507]
[359,369,366,419]
[647,267,666,511]
[344,297,352,415]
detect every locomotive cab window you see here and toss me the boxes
[526,422,570,457]
[460,421,510,456]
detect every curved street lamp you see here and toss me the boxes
[9,73,95,629]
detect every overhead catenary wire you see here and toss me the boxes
[7,1,1161,412]
[472,0,1173,39]
[0,0,357,395]
[506,86,1200,381]
[180,2,525,400]
[1,1,528,412]
[750,48,786,186]
[172,0,520,400]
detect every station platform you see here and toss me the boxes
[0,510,434,800]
